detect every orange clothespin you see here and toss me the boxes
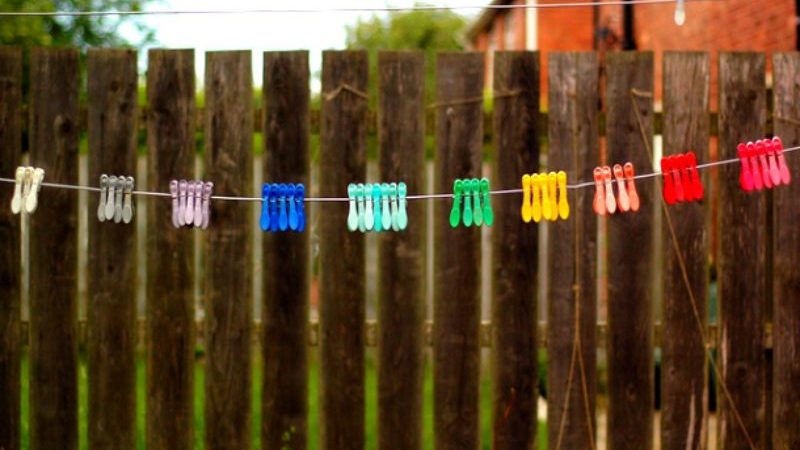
[624,163,640,212]
[593,167,606,216]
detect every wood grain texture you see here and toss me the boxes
[377,51,426,450]
[145,49,195,450]
[717,52,767,450]
[605,51,655,450]
[491,51,540,450]
[0,46,21,450]
[770,52,800,450]
[660,51,710,450]
[546,52,599,450]
[203,50,253,450]
[28,47,80,450]
[86,48,138,450]
[262,50,310,450]
[433,52,483,450]
[318,50,368,450]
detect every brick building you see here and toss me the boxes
[467,0,798,101]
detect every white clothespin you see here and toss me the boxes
[10,167,25,214]
[674,0,686,26]
[122,177,134,224]
[105,175,117,221]
[25,168,44,214]
[178,180,187,227]
[185,180,195,225]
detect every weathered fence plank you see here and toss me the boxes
[660,51,710,450]
[86,48,138,450]
[770,52,800,450]
[146,49,196,450]
[262,50,311,450]
[547,51,599,450]
[0,46,21,450]
[433,52,484,450]
[204,50,253,450]
[318,50,368,450]
[29,47,80,450]
[377,51,426,450]
[605,51,655,450]
[491,50,540,450]
[718,52,767,450]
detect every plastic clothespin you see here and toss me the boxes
[177,180,188,226]
[114,176,125,223]
[540,174,552,221]
[193,181,203,227]
[381,184,392,231]
[371,184,382,232]
[471,179,483,227]
[185,181,196,225]
[773,136,791,185]
[661,157,676,204]
[557,171,570,220]
[480,178,493,227]
[602,166,616,215]
[521,174,532,223]
[546,172,558,222]
[613,164,630,212]
[531,174,543,222]
[105,175,117,220]
[25,168,44,214]
[122,177,134,224]
[389,183,399,231]
[347,183,358,232]
[278,184,289,231]
[201,182,213,229]
[754,140,773,189]
[269,185,280,232]
[97,174,109,222]
[288,184,298,231]
[685,152,704,201]
[671,156,686,203]
[462,180,474,227]
[746,142,764,191]
[678,154,694,201]
[449,180,463,228]
[170,180,180,228]
[261,184,272,231]
[592,168,606,216]
[356,184,367,232]
[624,163,640,212]
[364,183,375,232]
[397,182,408,231]
[10,167,25,215]
[296,184,306,232]
[738,143,754,192]
[763,139,782,187]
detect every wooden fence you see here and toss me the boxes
[0,47,798,450]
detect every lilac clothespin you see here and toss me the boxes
[201,182,213,229]
[170,180,180,228]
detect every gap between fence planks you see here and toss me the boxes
[547,51,599,450]
[318,50,368,450]
[491,50,540,450]
[29,47,80,450]
[86,48,138,450]
[203,50,254,450]
[377,50,426,450]
[0,46,21,450]
[146,49,196,450]
[433,51,484,450]
[605,51,656,450]
[718,52,768,450]
[771,52,800,450]
[262,50,311,450]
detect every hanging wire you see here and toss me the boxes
[0,0,719,17]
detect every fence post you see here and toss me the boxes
[605,51,655,450]
[547,51,599,450]
[491,50,539,450]
[660,51,710,450]
[262,50,311,450]
[204,50,253,450]
[433,52,484,450]
[0,46,21,450]
[28,47,80,450]
[718,52,767,450]
[772,52,800,450]
[86,48,138,450]
[318,50,368,449]
[146,49,196,450]
[376,50,426,450]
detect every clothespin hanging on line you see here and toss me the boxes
[593,163,639,216]
[738,136,791,193]
[260,183,306,232]
[521,171,569,223]
[10,166,44,215]
[97,174,135,224]
[169,179,213,229]
[347,182,408,233]
[449,177,493,228]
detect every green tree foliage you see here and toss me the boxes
[345,5,467,104]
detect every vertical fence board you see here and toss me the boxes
[146,49,196,450]
[433,52,484,450]
[87,48,138,450]
[660,51,710,450]
[319,50,368,449]
[28,47,79,450]
[770,52,800,450]
[204,50,253,450]
[491,51,539,450]
[0,46,21,450]
[718,52,767,450]
[377,51,426,450]
[547,51,599,450]
[262,50,310,450]
[605,51,655,450]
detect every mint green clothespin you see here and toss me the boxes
[481,178,493,227]
[347,183,358,232]
[372,184,383,232]
[357,183,367,232]
[449,180,462,228]
[397,182,408,231]
[381,183,392,231]
[471,178,483,226]
[364,183,374,231]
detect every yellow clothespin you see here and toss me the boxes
[521,174,532,223]
[538,173,550,222]
[531,174,542,222]
[557,171,570,220]
[547,172,558,221]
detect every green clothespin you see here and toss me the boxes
[357,183,367,232]
[372,184,383,232]
[364,183,374,231]
[347,183,358,232]
[397,182,408,231]
[449,179,462,228]
[481,178,493,227]
[381,183,392,231]
[462,179,473,227]
[471,178,483,226]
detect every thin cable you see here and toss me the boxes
[0,0,718,17]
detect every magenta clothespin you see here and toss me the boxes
[773,136,792,185]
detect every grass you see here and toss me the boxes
[19,349,547,449]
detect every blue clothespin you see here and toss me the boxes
[260,184,271,231]
[278,184,289,231]
[296,184,306,232]
[269,185,280,232]
[288,184,298,231]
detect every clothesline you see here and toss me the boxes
[2,143,797,203]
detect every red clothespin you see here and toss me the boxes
[661,156,676,204]
[624,163,640,212]
[738,143,754,192]
[773,136,791,185]
[686,151,704,201]
[613,164,630,212]
[762,139,782,186]
[671,155,686,203]
[593,167,606,216]
[746,142,764,191]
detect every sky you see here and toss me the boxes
[118,0,485,89]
